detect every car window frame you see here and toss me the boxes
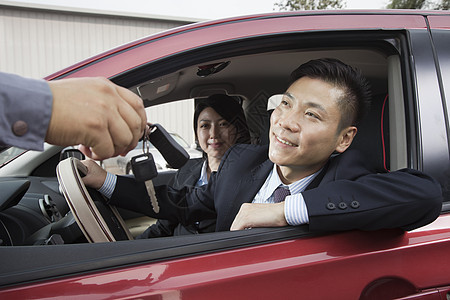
[427,25,450,205]
[0,147,28,168]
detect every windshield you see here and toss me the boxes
[0,147,27,167]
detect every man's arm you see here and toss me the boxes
[231,192,308,230]
[108,174,217,225]
[303,168,443,231]
[0,72,52,150]
[231,157,443,232]
[0,72,146,160]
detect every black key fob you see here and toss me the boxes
[131,153,158,182]
[149,124,189,169]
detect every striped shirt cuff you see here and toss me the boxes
[97,172,117,199]
[284,193,309,225]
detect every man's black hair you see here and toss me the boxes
[289,58,371,129]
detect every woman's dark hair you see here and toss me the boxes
[193,94,251,145]
[289,58,371,130]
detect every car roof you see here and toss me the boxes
[44,9,450,82]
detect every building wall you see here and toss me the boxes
[0,2,198,145]
[0,2,198,78]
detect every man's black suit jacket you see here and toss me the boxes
[111,144,443,232]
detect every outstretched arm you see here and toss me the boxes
[0,72,146,160]
[304,168,443,231]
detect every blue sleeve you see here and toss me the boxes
[0,72,53,150]
[284,193,309,225]
[97,172,118,199]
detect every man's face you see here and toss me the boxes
[268,77,356,181]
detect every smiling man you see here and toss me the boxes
[85,58,443,233]
[231,70,362,231]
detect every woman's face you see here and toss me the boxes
[196,107,238,160]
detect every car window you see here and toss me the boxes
[170,133,190,148]
[133,133,189,150]
[0,146,27,167]
[134,140,155,150]
[146,99,196,145]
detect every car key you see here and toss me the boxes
[131,134,160,213]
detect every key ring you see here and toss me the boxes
[142,123,154,154]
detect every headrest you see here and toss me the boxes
[267,94,283,111]
[349,94,389,172]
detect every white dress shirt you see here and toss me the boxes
[252,164,320,225]
[195,160,209,187]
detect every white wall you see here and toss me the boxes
[146,99,195,146]
[0,2,196,78]
[0,2,198,143]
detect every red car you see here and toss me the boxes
[1,10,450,299]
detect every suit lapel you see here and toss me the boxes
[305,161,329,190]
[227,159,273,217]
[243,159,273,201]
[177,159,204,188]
[184,160,203,187]
[305,154,342,190]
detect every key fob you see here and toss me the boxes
[149,124,189,169]
[131,153,158,182]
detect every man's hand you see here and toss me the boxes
[80,160,107,190]
[230,202,288,231]
[46,77,147,160]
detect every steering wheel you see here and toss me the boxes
[56,157,133,243]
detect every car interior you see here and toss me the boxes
[5,27,449,287]
[0,30,413,248]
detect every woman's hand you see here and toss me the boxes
[81,159,108,190]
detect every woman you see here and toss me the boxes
[138,94,251,237]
